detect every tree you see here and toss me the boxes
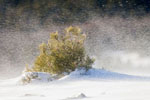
[27,26,94,75]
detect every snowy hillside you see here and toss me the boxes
[1,68,150,100]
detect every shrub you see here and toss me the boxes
[27,26,94,75]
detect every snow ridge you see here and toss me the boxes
[19,68,150,84]
[61,68,150,81]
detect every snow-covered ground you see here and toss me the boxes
[1,69,150,100]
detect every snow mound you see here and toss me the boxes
[61,68,150,81]
[19,68,150,84]
[63,93,87,100]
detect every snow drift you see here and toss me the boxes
[20,68,150,84]
[1,68,150,100]
[61,68,150,81]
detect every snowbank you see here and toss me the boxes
[61,68,150,81]
[20,68,150,84]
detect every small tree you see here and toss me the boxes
[28,26,94,75]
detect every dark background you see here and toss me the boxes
[0,0,150,29]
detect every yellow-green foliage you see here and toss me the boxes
[30,26,94,74]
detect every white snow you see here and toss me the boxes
[61,68,150,81]
[1,68,150,100]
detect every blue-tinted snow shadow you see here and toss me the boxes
[59,68,150,82]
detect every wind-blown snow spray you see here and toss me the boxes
[1,15,150,79]
[83,16,150,76]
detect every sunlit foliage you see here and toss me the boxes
[27,26,94,75]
